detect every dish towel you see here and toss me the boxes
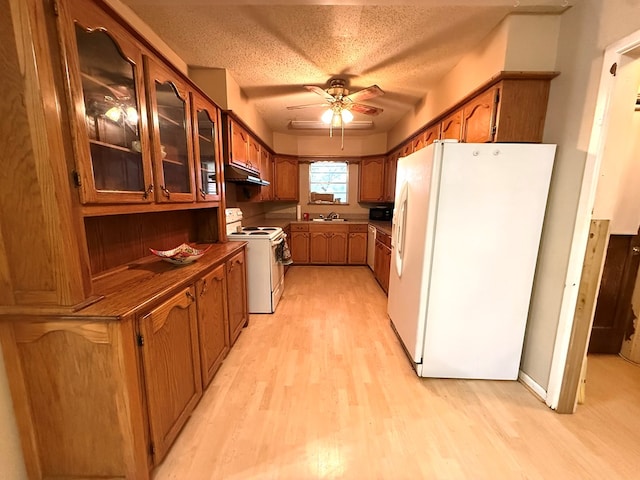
[276,235,293,265]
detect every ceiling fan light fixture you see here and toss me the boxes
[321,108,334,124]
[341,109,354,124]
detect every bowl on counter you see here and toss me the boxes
[149,243,210,265]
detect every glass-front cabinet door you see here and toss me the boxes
[145,58,196,203]
[64,1,153,203]
[192,92,221,202]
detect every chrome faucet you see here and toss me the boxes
[328,212,339,219]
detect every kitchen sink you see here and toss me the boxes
[312,218,347,222]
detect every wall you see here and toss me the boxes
[521,0,640,390]
[274,132,387,156]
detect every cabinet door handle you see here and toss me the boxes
[199,188,206,199]
[142,184,154,200]
[161,185,171,199]
[185,290,194,302]
[199,279,208,297]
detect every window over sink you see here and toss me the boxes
[309,161,348,204]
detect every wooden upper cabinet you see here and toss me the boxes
[383,152,399,203]
[440,109,462,141]
[400,142,413,157]
[145,58,196,203]
[423,124,440,146]
[227,119,251,171]
[492,78,553,142]
[248,137,261,174]
[462,86,499,143]
[359,156,385,202]
[191,92,221,202]
[61,0,153,204]
[260,149,273,201]
[273,156,299,201]
[412,132,426,152]
[138,286,202,464]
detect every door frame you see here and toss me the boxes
[546,28,640,411]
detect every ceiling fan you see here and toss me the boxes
[287,78,384,118]
[287,79,384,148]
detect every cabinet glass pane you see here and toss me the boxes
[75,26,144,192]
[156,81,191,194]
[196,109,218,196]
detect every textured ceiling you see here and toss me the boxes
[121,0,570,135]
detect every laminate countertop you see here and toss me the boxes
[242,216,392,236]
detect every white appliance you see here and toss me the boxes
[367,224,377,270]
[387,141,555,380]
[225,208,285,314]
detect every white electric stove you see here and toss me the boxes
[225,208,285,313]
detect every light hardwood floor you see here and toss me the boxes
[154,266,640,480]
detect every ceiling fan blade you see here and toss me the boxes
[345,85,384,103]
[287,103,332,110]
[349,103,384,116]
[304,85,337,102]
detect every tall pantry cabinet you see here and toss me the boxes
[0,1,245,479]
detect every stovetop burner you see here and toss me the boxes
[260,227,277,231]
[243,226,260,231]
[250,231,270,235]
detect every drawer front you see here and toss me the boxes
[349,224,368,233]
[290,223,309,232]
[309,224,349,233]
[377,231,391,248]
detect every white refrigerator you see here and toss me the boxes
[387,141,555,380]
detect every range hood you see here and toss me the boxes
[224,165,270,186]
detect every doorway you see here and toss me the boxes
[589,230,640,354]
[551,30,640,413]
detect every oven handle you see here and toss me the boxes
[271,233,286,247]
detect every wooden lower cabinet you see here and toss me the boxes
[374,231,392,294]
[290,223,310,264]
[227,250,248,346]
[138,286,203,464]
[309,224,349,264]
[196,263,229,386]
[0,244,248,479]
[348,224,368,265]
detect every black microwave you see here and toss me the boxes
[369,206,392,221]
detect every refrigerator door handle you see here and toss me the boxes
[395,181,409,277]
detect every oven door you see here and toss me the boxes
[270,233,286,309]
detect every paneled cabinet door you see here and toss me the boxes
[291,231,310,264]
[196,264,229,387]
[229,120,251,171]
[273,156,299,201]
[359,156,385,202]
[138,286,202,464]
[423,123,441,146]
[383,152,399,202]
[227,250,248,346]
[440,109,462,141]
[348,232,368,265]
[248,137,261,174]
[145,58,196,203]
[328,232,348,264]
[62,0,153,204]
[192,92,221,202]
[260,149,273,201]
[462,87,499,143]
[309,232,329,264]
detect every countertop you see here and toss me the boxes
[242,216,392,236]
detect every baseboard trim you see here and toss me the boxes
[518,370,547,403]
